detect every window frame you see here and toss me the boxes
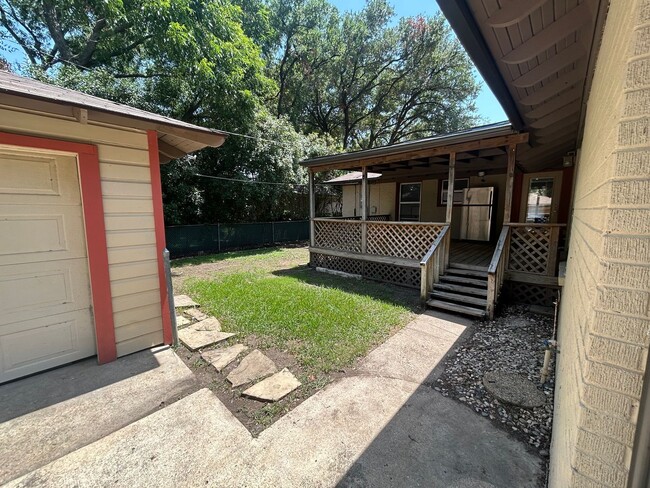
[439,178,470,206]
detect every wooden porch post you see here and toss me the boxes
[446,152,456,223]
[504,143,516,224]
[309,170,315,247]
[361,166,368,253]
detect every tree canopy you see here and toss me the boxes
[0,0,481,224]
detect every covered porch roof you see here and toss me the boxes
[438,0,607,172]
[301,122,529,178]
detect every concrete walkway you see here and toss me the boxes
[3,312,542,487]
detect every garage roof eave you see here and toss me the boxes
[0,71,228,158]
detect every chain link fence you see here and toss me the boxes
[165,221,309,258]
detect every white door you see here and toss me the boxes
[0,146,96,383]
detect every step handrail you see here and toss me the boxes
[486,225,511,319]
[419,225,450,302]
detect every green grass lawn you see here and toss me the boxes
[178,247,419,373]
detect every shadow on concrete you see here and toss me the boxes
[335,318,543,488]
[273,265,423,313]
[0,349,162,422]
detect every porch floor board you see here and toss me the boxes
[449,240,494,269]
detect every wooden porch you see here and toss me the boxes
[449,240,493,269]
[303,126,566,319]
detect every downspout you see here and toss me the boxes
[163,248,178,346]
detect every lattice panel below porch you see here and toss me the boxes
[311,252,363,276]
[310,252,419,289]
[363,261,420,288]
[502,281,559,308]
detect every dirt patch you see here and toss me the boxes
[174,335,343,436]
[171,245,309,292]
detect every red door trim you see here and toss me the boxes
[0,131,117,363]
[147,131,173,345]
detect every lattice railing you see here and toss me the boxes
[366,222,444,260]
[313,219,362,253]
[508,224,563,276]
[313,219,445,262]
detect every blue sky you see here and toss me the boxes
[330,0,507,123]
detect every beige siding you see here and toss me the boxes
[0,104,164,358]
[341,183,396,219]
[549,1,650,487]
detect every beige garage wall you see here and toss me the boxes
[549,1,650,487]
[0,104,163,358]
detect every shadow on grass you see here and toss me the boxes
[273,265,423,313]
[171,245,289,267]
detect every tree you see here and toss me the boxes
[161,110,339,224]
[269,0,481,149]
[1,0,274,128]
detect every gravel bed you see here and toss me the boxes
[435,305,556,457]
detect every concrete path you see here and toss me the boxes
[4,311,543,487]
[0,347,197,485]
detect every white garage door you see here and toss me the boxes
[0,146,96,383]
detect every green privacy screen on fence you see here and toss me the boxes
[165,221,309,258]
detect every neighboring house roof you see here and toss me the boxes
[323,171,383,185]
[437,0,607,171]
[0,71,227,161]
[302,121,516,170]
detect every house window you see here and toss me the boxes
[440,178,470,205]
[399,183,421,221]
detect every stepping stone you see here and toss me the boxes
[174,295,198,308]
[186,308,208,322]
[483,371,546,408]
[242,368,301,402]
[227,350,277,388]
[176,315,190,327]
[178,329,235,351]
[201,344,248,372]
[190,317,221,332]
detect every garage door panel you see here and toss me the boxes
[0,310,95,383]
[0,149,81,205]
[0,259,92,326]
[0,147,96,383]
[0,206,87,265]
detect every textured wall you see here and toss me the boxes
[549,0,650,486]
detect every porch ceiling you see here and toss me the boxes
[438,0,608,172]
[303,122,529,177]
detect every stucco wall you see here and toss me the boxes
[0,104,164,358]
[549,1,650,486]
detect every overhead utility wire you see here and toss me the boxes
[195,173,329,187]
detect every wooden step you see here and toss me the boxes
[426,299,486,318]
[446,267,488,279]
[439,275,488,288]
[430,290,488,307]
[433,283,488,297]
[448,262,489,272]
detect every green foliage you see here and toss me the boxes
[1,0,482,223]
[161,110,339,224]
[268,0,481,148]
